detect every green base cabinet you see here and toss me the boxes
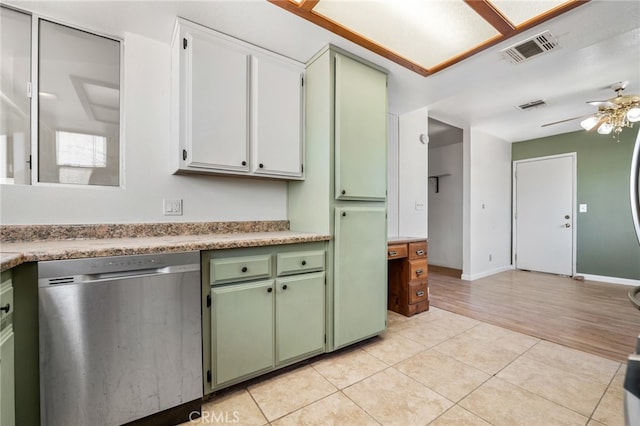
[0,271,15,426]
[0,327,14,426]
[202,242,326,393]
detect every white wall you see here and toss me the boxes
[397,107,428,237]
[0,31,287,224]
[464,128,513,280]
[428,142,463,269]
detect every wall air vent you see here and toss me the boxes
[500,30,560,64]
[517,99,547,111]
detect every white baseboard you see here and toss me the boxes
[576,273,640,287]
[461,265,514,281]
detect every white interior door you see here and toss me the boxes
[514,154,575,275]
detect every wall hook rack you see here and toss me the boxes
[428,173,450,193]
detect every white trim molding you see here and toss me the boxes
[576,273,640,287]
[462,264,514,281]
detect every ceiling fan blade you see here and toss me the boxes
[587,100,616,108]
[541,115,590,127]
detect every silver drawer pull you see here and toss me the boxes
[388,250,397,256]
[415,269,424,276]
[416,291,425,297]
[416,250,425,256]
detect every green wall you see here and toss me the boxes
[512,127,640,280]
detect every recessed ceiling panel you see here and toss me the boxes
[270,0,587,76]
[490,0,570,27]
[313,0,500,69]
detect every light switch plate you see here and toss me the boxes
[163,199,183,216]
[579,204,587,213]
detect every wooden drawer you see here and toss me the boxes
[210,254,272,285]
[408,282,428,304]
[387,244,408,259]
[276,250,325,276]
[409,241,427,259]
[409,259,428,281]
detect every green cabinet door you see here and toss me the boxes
[334,52,387,201]
[334,206,387,349]
[211,280,275,387]
[276,272,325,364]
[0,326,15,426]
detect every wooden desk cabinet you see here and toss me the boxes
[387,238,429,316]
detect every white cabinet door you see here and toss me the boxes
[182,28,250,172]
[252,55,303,178]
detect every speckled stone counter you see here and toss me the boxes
[0,220,290,243]
[0,222,331,272]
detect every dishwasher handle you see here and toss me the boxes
[86,264,199,282]
[40,264,200,287]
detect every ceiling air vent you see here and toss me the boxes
[517,99,547,111]
[500,31,560,64]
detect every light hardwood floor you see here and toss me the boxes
[428,267,640,362]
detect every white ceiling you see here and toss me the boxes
[7,0,640,143]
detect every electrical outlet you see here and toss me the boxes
[163,199,183,216]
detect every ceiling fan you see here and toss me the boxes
[542,81,640,137]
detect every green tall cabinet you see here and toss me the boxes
[289,45,388,351]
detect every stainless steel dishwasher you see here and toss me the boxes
[38,251,203,426]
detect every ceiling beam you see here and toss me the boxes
[464,0,515,35]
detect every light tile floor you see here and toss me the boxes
[183,307,627,425]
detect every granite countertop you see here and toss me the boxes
[0,223,331,272]
[387,235,427,245]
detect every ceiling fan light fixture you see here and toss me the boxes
[580,116,600,131]
[627,106,640,123]
[597,122,614,135]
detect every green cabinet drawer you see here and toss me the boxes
[276,250,325,276]
[0,283,13,328]
[210,254,272,285]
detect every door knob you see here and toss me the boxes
[563,223,571,228]
[565,215,570,219]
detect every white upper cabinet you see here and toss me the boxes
[172,18,304,179]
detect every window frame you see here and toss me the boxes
[0,5,126,189]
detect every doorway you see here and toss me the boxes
[513,153,576,276]
[427,118,463,274]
